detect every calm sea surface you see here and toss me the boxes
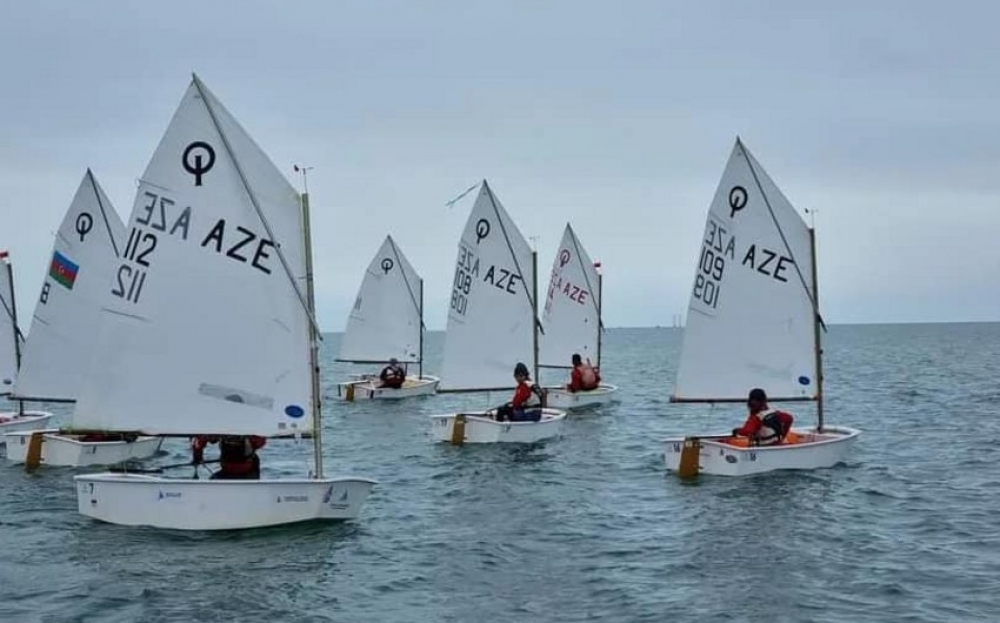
[2,323,999,623]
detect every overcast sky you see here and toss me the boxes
[2,1,998,330]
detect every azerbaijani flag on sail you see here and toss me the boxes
[49,250,79,290]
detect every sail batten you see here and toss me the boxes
[538,224,601,368]
[742,142,817,313]
[672,139,817,403]
[191,76,320,337]
[71,77,313,437]
[440,182,535,391]
[485,182,537,316]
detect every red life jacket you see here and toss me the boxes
[215,436,266,475]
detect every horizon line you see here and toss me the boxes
[318,318,1000,334]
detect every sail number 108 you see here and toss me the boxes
[693,245,724,308]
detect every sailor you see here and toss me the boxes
[378,357,406,389]
[731,388,794,446]
[495,362,545,422]
[191,435,267,479]
[565,353,601,392]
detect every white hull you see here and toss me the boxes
[0,411,54,440]
[3,430,163,467]
[74,473,377,530]
[337,375,439,401]
[663,426,861,476]
[544,384,618,410]
[429,408,567,444]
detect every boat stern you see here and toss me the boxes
[314,476,378,520]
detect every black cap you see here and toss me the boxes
[514,362,530,377]
[748,388,767,403]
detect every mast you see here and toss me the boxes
[809,227,824,432]
[301,190,324,478]
[596,271,603,369]
[5,258,23,414]
[418,277,424,379]
[532,250,539,382]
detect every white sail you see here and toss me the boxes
[338,235,422,363]
[673,138,817,401]
[13,171,125,401]
[441,182,536,390]
[539,223,601,368]
[72,76,314,436]
[0,253,20,393]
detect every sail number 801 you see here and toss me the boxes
[451,265,472,316]
[693,245,724,308]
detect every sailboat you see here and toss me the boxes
[5,170,163,467]
[335,235,440,401]
[0,252,54,436]
[663,138,860,477]
[71,75,375,530]
[539,223,618,409]
[430,181,566,444]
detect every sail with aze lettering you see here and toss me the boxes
[14,171,126,401]
[338,235,422,364]
[672,138,816,402]
[0,252,20,393]
[440,181,536,391]
[72,76,314,436]
[539,223,601,368]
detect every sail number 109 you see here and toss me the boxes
[693,244,724,308]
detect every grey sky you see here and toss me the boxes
[2,1,998,330]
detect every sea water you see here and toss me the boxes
[1,323,998,622]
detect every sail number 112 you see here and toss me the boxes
[111,226,156,304]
